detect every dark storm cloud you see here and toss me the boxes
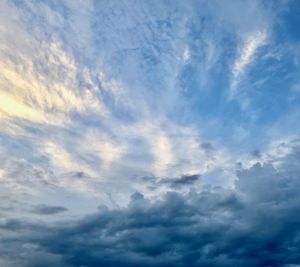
[2,144,300,267]
[31,204,68,215]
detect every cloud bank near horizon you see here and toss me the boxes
[2,140,300,267]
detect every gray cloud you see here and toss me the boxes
[158,174,201,188]
[201,143,214,153]
[142,174,201,190]
[31,204,68,215]
[2,143,300,267]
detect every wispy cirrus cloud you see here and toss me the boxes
[0,40,105,125]
[0,0,235,200]
[230,30,267,98]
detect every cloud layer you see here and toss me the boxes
[2,142,300,266]
[1,0,300,266]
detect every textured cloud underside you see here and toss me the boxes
[2,141,300,266]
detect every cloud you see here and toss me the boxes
[0,0,236,201]
[143,174,201,190]
[1,1,300,266]
[0,39,105,125]
[2,139,300,266]
[31,204,68,215]
[0,0,287,203]
[159,174,201,188]
[233,31,267,78]
[230,30,267,97]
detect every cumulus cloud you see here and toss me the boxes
[1,140,300,267]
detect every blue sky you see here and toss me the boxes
[1,1,300,266]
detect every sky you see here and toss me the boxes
[1,0,300,266]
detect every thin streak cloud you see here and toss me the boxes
[230,30,267,98]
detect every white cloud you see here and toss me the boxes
[79,130,125,169]
[149,129,174,177]
[0,0,289,213]
[43,141,93,176]
[183,47,190,63]
[0,1,107,126]
[230,30,267,97]
[0,40,105,125]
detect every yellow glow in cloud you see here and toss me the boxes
[0,39,105,125]
[0,91,46,122]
